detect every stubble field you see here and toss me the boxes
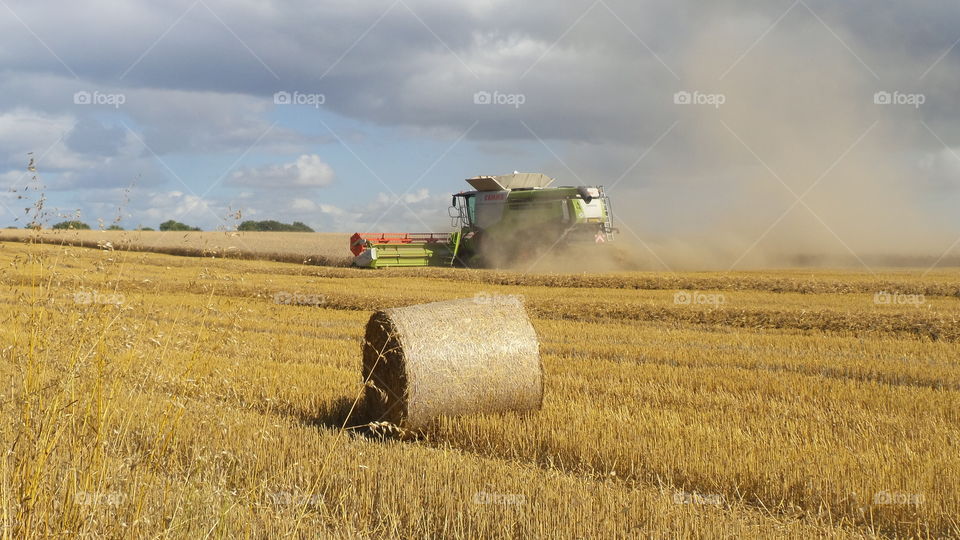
[0,229,353,267]
[1,237,958,538]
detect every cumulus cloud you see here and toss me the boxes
[0,109,84,171]
[225,187,449,233]
[357,189,451,232]
[229,154,335,188]
[0,108,166,197]
[374,188,432,206]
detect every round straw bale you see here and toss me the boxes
[362,297,542,430]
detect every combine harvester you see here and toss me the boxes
[350,173,617,268]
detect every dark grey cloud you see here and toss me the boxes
[65,117,127,157]
[3,0,959,144]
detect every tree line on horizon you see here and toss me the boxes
[7,219,316,232]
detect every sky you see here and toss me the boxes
[1,0,959,267]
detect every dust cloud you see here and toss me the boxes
[601,17,957,272]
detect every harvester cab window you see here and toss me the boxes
[466,195,476,225]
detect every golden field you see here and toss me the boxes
[0,229,354,267]
[0,238,958,538]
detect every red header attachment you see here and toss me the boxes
[349,232,451,257]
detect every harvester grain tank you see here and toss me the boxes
[349,173,617,268]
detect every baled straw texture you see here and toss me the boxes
[362,297,543,430]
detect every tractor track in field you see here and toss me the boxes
[531,303,960,342]
[559,349,960,393]
[1,277,957,342]
[4,238,959,297]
